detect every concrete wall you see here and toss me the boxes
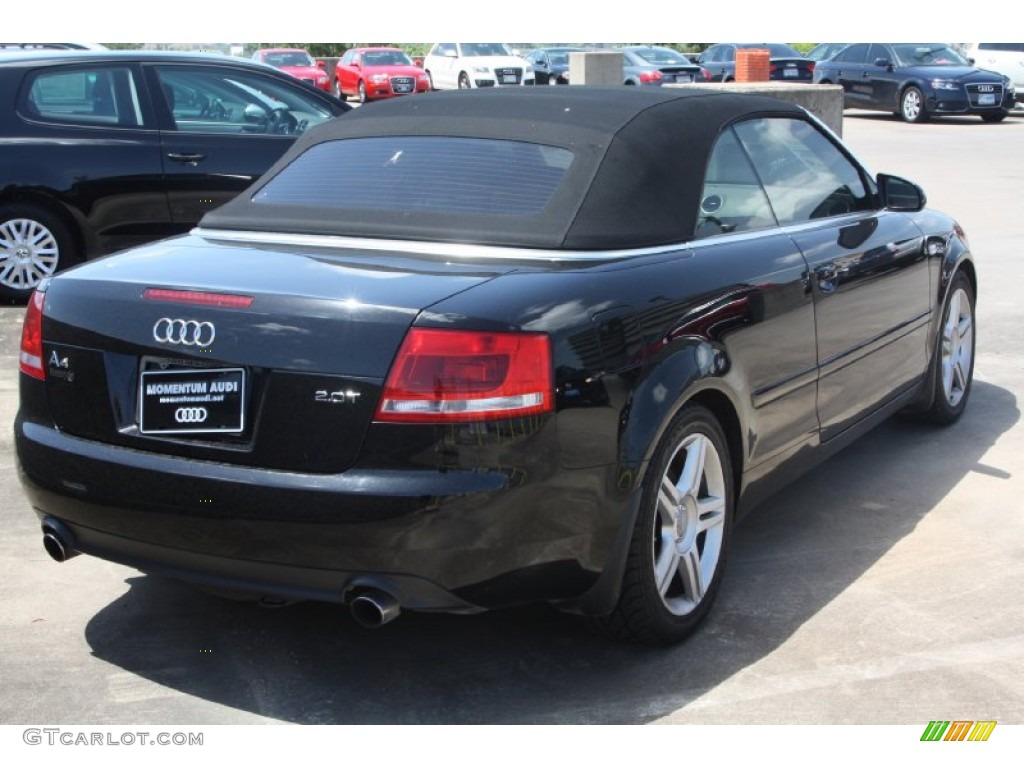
[666,82,845,136]
[569,51,622,86]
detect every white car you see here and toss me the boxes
[964,43,1024,104]
[423,43,534,89]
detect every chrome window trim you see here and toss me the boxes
[193,228,693,262]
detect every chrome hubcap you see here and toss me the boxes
[0,218,60,290]
[654,432,727,616]
[941,287,973,407]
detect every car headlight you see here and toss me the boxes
[930,79,961,91]
[1004,77,1015,94]
[371,74,390,84]
[472,66,491,74]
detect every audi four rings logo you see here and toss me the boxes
[978,85,994,92]
[175,407,209,424]
[153,318,216,346]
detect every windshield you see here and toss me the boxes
[632,47,690,65]
[460,43,513,57]
[363,50,413,67]
[892,44,968,66]
[264,51,315,68]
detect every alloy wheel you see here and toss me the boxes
[0,218,60,290]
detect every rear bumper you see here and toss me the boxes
[16,416,624,613]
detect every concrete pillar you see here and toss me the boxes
[666,83,845,136]
[569,51,622,86]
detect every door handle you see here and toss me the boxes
[167,152,207,165]
[816,265,839,293]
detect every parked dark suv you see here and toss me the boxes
[0,50,348,301]
[813,43,1016,123]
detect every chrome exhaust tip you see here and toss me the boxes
[349,588,401,628]
[42,519,79,563]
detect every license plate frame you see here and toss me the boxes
[139,367,246,435]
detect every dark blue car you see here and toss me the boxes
[814,43,1016,123]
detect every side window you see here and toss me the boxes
[867,44,890,65]
[835,44,869,64]
[695,127,778,239]
[153,66,335,136]
[437,43,456,57]
[733,118,873,226]
[24,66,143,127]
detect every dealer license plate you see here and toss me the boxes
[140,367,246,435]
[784,68,798,78]
[979,94,996,105]
[501,74,518,84]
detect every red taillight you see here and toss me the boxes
[807,62,815,74]
[142,288,254,309]
[701,67,712,82]
[19,289,46,380]
[769,65,778,74]
[377,329,553,423]
[640,70,663,83]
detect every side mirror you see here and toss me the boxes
[444,50,457,58]
[878,173,926,211]
[316,60,325,70]
[968,57,975,65]
[243,103,269,128]
[873,58,892,69]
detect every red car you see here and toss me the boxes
[334,47,430,103]
[252,48,331,92]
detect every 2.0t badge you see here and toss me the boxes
[153,318,216,347]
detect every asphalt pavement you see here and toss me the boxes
[0,108,1022,725]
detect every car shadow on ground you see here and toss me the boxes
[844,109,1021,125]
[83,380,1017,724]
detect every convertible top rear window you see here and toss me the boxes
[252,137,574,216]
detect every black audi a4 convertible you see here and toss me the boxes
[16,88,976,644]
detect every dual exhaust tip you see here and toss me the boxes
[41,518,402,628]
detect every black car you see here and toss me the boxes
[805,43,849,62]
[697,43,815,82]
[620,46,704,86]
[813,43,1016,123]
[0,49,349,302]
[524,47,585,84]
[17,88,976,645]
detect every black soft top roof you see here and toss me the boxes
[202,87,806,250]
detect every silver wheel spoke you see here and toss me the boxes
[654,544,680,596]
[697,496,726,532]
[678,435,707,498]
[677,546,703,602]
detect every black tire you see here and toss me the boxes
[357,80,367,104]
[981,112,1007,123]
[596,404,734,645]
[0,202,79,303]
[332,79,344,99]
[900,86,929,123]
[920,272,975,424]
[425,70,435,91]
[458,72,471,89]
